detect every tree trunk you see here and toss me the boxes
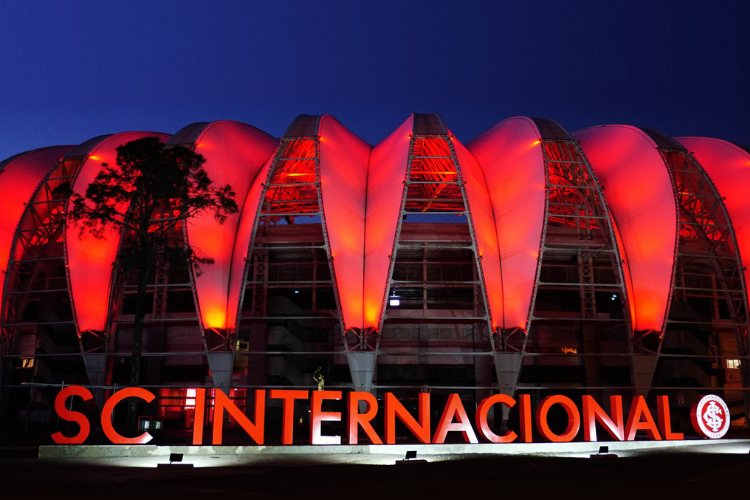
[130,262,150,386]
[127,253,151,432]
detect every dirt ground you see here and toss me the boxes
[1,450,749,499]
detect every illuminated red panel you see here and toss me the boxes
[318,116,370,330]
[172,122,276,330]
[451,137,503,331]
[66,132,169,333]
[677,136,750,314]
[576,126,677,332]
[0,147,72,314]
[364,116,413,329]
[468,117,545,331]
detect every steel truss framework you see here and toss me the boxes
[639,131,749,417]
[235,115,346,393]
[1,114,749,439]
[0,142,214,413]
[0,155,92,413]
[494,120,631,426]
[376,114,494,402]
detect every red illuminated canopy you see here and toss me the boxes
[318,116,371,330]
[677,136,750,316]
[66,132,170,333]
[364,116,413,329]
[469,117,545,331]
[576,125,677,333]
[1,114,746,346]
[169,121,276,330]
[0,147,72,320]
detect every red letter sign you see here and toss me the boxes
[191,388,207,445]
[310,390,342,445]
[536,395,581,442]
[582,395,624,441]
[385,392,431,444]
[348,392,383,444]
[518,394,533,443]
[51,385,93,444]
[475,394,518,443]
[270,389,309,445]
[433,394,478,444]
[657,395,684,440]
[101,387,156,444]
[625,395,662,440]
[213,389,266,445]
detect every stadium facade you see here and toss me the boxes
[1,114,749,442]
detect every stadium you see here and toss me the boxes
[1,113,748,443]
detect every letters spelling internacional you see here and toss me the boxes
[48,386,727,446]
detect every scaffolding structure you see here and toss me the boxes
[235,116,345,398]
[1,114,749,441]
[641,130,748,420]
[1,153,89,418]
[493,120,631,426]
[376,114,494,408]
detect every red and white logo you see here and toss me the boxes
[691,394,730,439]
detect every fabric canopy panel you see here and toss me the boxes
[677,136,750,316]
[66,132,170,333]
[0,146,72,319]
[170,121,276,330]
[576,125,677,333]
[450,135,503,331]
[468,117,545,331]
[364,116,413,330]
[318,115,371,330]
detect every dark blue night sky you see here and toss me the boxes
[1,0,749,160]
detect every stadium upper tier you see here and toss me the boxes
[0,114,748,342]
